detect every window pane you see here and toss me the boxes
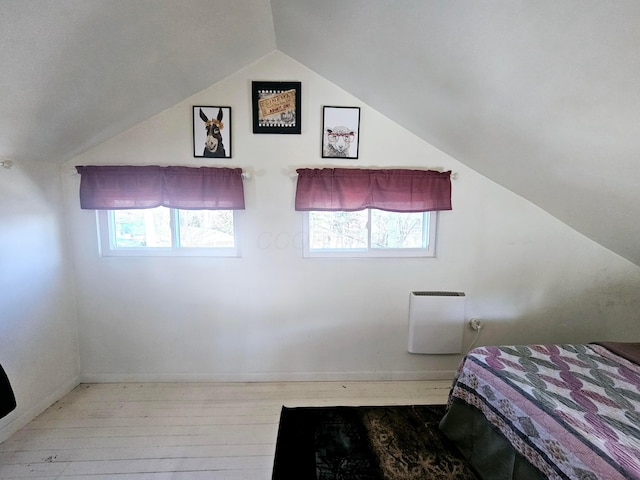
[370,210,427,248]
[308,211,368,250]
[113,208,171,248]
[178,210,235,248]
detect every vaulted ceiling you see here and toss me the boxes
[2,1,640,265]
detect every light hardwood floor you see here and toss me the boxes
[0,381,451,479]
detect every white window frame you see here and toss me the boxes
[96,209,240,257]
[302,210,437,258]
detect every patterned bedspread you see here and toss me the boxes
[448,344,640,480]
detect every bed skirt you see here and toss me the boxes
[439,398,546,480]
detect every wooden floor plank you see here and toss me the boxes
[0,381,449,479]
[0,444,274,465]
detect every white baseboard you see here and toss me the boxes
[0,376,80,444]
[81,370,456,383]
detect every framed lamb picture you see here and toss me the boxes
[252,81,301,134]
[322,106,360,159]
[193,106,232,158]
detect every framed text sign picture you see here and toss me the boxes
[252,81,301,134]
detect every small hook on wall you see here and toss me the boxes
[0,159,14,169]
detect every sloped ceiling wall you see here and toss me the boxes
[0,0,276,161]
[271,1,640,266]
[2,1,640,265]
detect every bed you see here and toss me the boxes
[439,343,640,480]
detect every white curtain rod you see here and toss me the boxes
[68,167,251,180]
[289,170,458,179]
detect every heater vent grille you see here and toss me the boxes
[412,291,465,297]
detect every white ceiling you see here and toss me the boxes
[2,1,640,265]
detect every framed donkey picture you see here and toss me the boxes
[193,106,232,158]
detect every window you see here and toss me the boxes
[294,168,450,257]
[303,209,436,258]
[97,207,239,257]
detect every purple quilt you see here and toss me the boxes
[448,344,640,479]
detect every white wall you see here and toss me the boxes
[63,52,640,382]
[0,161,80,442]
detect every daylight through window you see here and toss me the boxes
[303,209,436,258]
[98,207,238,257]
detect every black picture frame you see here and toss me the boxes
[322,106,360,159]
[193,106,232,158]
[252,81,301,134]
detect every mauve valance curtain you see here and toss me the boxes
[295,168,452,212]
[75,166,245,210]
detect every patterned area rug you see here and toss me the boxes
[271,404,479,480]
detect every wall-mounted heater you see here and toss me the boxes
[408,291,466,354]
